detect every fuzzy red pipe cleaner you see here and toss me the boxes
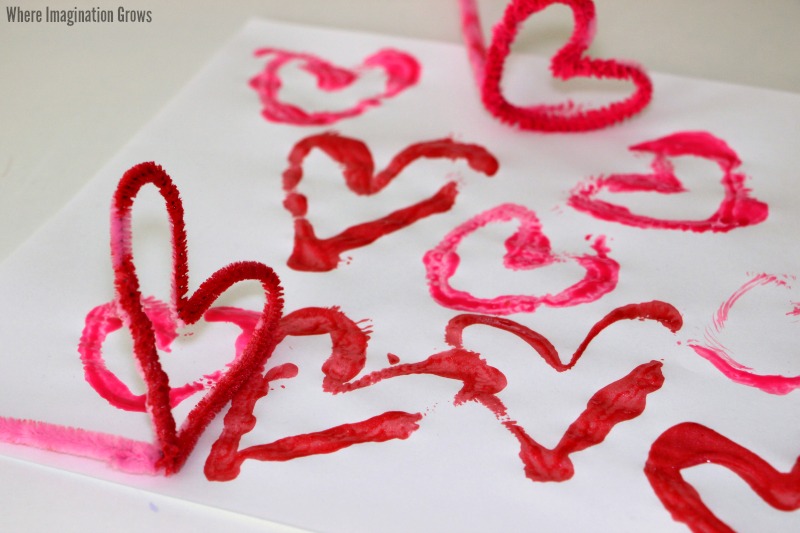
[458,0,653,132]
[110,162,284,474]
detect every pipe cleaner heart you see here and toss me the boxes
[458,0,652,131]
[646,422,800,532]
[202,301,680,483]
[282,132,498,271]
[249,48,420,125]
[423,203,618,314]
[568,131,769,231]
[109,162,284,474]
[0,163,284,476]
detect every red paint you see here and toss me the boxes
[688,273,800,394]
[204,301,680,481]
[283,132,499,271]
[645,422,800,532]
[457,0,652,131]
[250,48,420,125]
[568,131,769,232]
[423,203,619,314]
[110,162,285,475]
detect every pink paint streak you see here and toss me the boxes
[250,48,420,125]
[282,132,498,271]
[568,131,769,232]
[204,301,679,482]
[458,0,652,131]
[423,203,619,314]
[646,422,800,532]
[688,273,800,395]
[79,297,244,412]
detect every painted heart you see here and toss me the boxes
[423,203,618,314]
[568,131,769,232]
[79,297,250,412]
[282,132,499,271]
[688,273,800,394]
[202,300,681,483]
[249,48,420,125]
[646,422,800,532]
[457,0,652,131]
[109,162,284,474]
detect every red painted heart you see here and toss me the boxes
[646,422,800,532]
[110,162,284,474]
[202,301,681,483]
[423,203,618,314]
[250,48,420,125]
[458,0,653,131]
[282,132,498,271]
[568,131,769,232]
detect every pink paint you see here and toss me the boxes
[204,301,679,482]
[646,422,800,532]
[79,297,243,412]
[568,131,769,232]
[423,203,619,314]
[457,0,652,131]
[249,48,420,125]
[688,273,800,395]
[282,132,498,271]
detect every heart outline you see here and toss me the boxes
[458,0,653,131]
[568,131,769,232]
[423,203,619,314]
[250,48,420,126]
[110,162,284,474]
[282,132,498,271]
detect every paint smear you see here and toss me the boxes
[282,132,498,271]
[568,131,768,231]
[423,203,619,314]
[250,48,420,125]
[645,422,800,532]
[688,273,800,395]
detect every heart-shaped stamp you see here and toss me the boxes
[568,131,769,232]
[250,48,420,125]
[646,422,800,532]
[688,273,800,394]
[202,300,680,483]
[423,203,618,314]
[282,132,498,271]
[457,0,652,131]
[109,162,285,474]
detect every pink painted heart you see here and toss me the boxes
[249,48,420,125]
[568,131,769,231]
[458,0,652,131]
[109,162,285,474]
[646,422,800,532]
[79,297,251,412]
[282,132,498,271]
[423,203,619,314]
[688,273,800,394]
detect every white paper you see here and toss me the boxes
[0,18,798,532]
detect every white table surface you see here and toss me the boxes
[1,1,799,531]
